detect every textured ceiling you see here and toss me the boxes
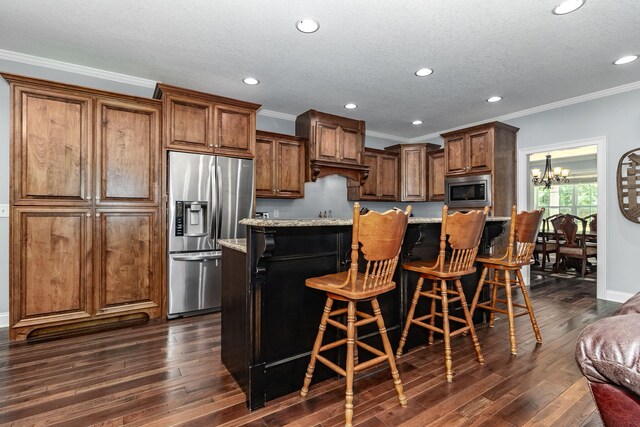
[0,0,639,140]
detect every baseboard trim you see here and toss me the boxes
[0,312,8,329]
[605,290,635,304]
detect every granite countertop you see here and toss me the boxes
[218,238,247,253]
[240,216,510,227]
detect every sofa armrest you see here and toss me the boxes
[615,293,640,315]
[576,314,640,397]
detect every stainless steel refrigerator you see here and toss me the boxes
[167,151,254,318]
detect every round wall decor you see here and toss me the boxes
[617,147,640,223]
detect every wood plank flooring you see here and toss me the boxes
[0,274,618,426]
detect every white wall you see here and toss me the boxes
[503,89,640,299]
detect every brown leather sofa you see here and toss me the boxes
[576,293,640,426]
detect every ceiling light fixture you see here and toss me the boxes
[243,77,259,85]
[415,68,433,77]
[552,0,586,15]
[344,103,357,109]
[412,120,423,125]
[296,19,320,33]
[487,96,502,103]
[613,55,639,65]
[531,155,570,188]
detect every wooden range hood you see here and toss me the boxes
[296,109,370,189]
[309,159,370,187]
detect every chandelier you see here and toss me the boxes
[531,154,570,188]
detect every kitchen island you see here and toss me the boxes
[220,216,508,410]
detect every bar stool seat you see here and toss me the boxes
[301,203,411,427]
[470,206,544,355]
[396,205,489,383]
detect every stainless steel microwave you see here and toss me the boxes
[444,174,492,208]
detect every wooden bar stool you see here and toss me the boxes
[470,206,544,355]
[396,205,489,382]
[301,202,411,427]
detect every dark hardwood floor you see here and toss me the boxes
[0,274,617,426]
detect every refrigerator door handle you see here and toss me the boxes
[172,253,221,262]
[216,164,223,241]
[210,164,217,242]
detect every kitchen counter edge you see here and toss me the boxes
[240,216,510,227]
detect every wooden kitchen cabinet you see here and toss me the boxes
[94,209,161,316]
[255,131,305,198]
[348,148,398,201]
[442,122,516,176]
[441,121,519,216]
[3,73,164,340]
[385,143,440,202]
[295,109,368,182]
[95,98,160,205]
[10,84,93,205]
[155,83,260,159]
[427,149,445,201]
[11,206,93,340]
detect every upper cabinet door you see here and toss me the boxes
[95,99,161,206]
[13,85,93,205]
[276,139,305,198]
[400,145,426,201]
[340,126,362,163]
[428,149,445,201]
[315,122,339,161]
[444,134,466,175]
[213,105,255,158]
[166,95,212,153]
[255,136,276,197]
[467,129,492,173]
[378,153,399,200]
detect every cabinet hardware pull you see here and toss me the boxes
[96,213,101,217]
[209,144,213,147]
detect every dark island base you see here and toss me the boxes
[221,221,506,410]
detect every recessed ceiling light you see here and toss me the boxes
[243,77,259,85]
[487,96,502,103]
[415,68,434,77]
[613,55,639,65]
[296,19,319,33]
[552,0,586,15]
[344,103,357,109]
[412,120,423,125]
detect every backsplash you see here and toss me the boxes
[255,175,443,219]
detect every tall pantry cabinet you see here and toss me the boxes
[4,74,163,340]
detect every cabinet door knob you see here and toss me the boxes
[86,213,90,217]
[96,213,101,217]
[86,195,91,200]
[209,144,214,148]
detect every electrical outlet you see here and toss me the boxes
[273,209,280,218]
[0,204,8,218]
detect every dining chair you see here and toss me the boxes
[551,214,597,278]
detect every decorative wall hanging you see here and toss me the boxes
[617,147,640,223]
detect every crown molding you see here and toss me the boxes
[0,49,157,88]
[257,109,297,121]
[409,79,640,143]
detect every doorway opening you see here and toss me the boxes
[518,137,607,300]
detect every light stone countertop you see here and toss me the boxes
[240,216,510,228]
[218,238,247,253]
